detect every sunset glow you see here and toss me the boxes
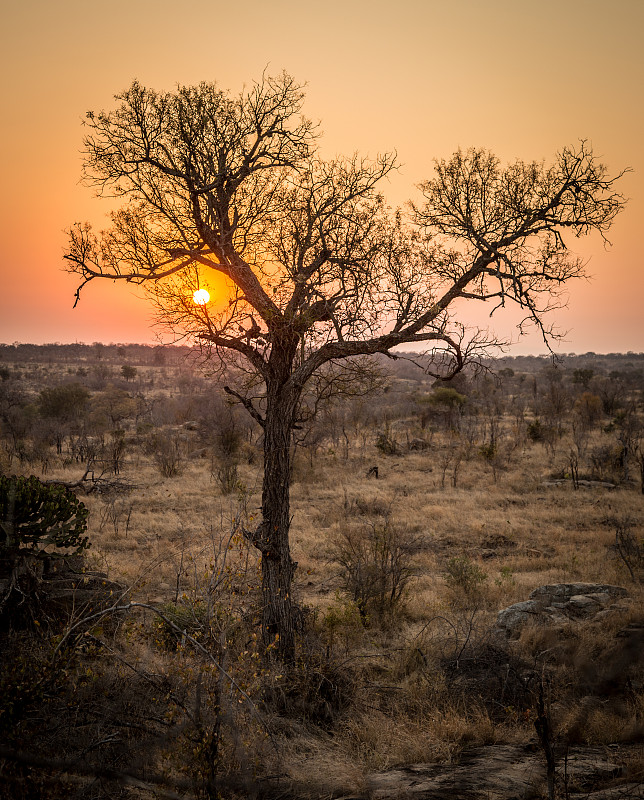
[193,289,210,306]
[0,1,642,352]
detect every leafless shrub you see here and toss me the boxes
[332,513,417,624]
[213,461,241,495]
[605,514,644,583]
[148,432,184,477]
[210,413,243,495]
[97,495,134,539]
[590,442,626,483]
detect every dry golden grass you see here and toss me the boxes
[8,398,644,796]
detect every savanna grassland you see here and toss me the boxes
[1,343,643,799]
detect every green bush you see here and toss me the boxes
[0,475,90,560]
[152,601,210,650]
[375,432,398,455]
[443,555,487,608]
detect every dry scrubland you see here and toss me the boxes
[1,344,643,798]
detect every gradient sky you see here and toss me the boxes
[1,0,642,354]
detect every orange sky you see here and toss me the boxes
[1,0,642,354]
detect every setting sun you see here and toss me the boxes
[192,289,210,305]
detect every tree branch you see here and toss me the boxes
[223,386,265,428]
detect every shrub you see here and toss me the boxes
[211,412,243,494]
[38,383,89,422]
[605,514,643,583]
[332,515,416,624]
[0,475,90,561]
[375,432,399,455]
[321,594,364,654]
[152,601,210,650]
[527,419,545,442]
[148,432,184,477]
[479,442,497,462]
[214,461,241,495]
[443,555,487,608]
[589,443,625,481]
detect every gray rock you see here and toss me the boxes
[495,583,629,639]
[495,600,541,633]
[529,583,627,602]
[366,744,622,800]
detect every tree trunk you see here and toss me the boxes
[258,376,299,662]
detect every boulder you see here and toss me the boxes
[495,583,628,639]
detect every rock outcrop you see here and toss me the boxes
[494,583,629,639]
[365,744,626,800]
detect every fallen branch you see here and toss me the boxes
[43,463,140,494]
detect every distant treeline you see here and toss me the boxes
[1,342,644,374]
[0,343,191,366]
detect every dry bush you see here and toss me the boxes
[331,512,417,625]
[605,513,644,583]
[148,430,185,477]
[212,458,241,495]
[515,609,644,748]
[262,647,356,729]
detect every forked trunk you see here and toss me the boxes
[259,377,299,662]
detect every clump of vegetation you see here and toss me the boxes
[152,600,210,649]
[605,514,644,583]
[0,474,90,560]
[332,510,416,624]
[375,431,399,455]
[443,555,488,608]
[148,432,184,477]
[321,594,364,655]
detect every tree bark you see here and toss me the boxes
[257,352,300,663]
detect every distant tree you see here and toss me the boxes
[595,375,626,415]
[65,74,625,660]
[0,382,33,466]
[574,392,603,429]
[428,387,467,430]
[152,347,166,366]
[573,368,594,389]
[38,383,89,423]
[38,383,90,455]
[90,387,137,429]
[121,364,137,382]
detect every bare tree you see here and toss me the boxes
[65,73,625,661]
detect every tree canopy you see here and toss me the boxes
[64,72,626,660]
[65,74,624,381]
